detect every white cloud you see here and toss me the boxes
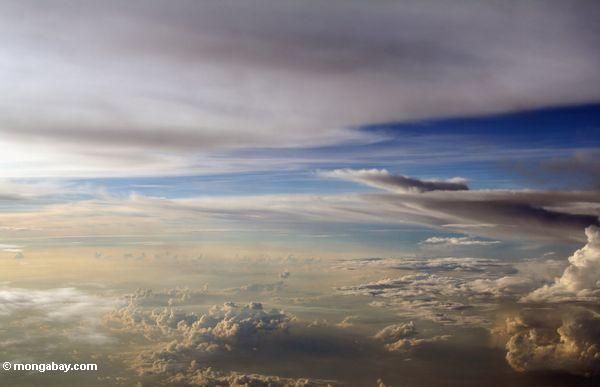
[337,274,491,326]
[420,236,500,246]
[0,287,110,320]
[523,226,600,303]
[374,321,451,351]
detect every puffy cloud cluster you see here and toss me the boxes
[106,299,293,375]
[166,364,338,387]
[123,287,209,307]
[500,309,600,377]
[465,276,535,299]
[226,282,284,294]
[337,274,486,325]
[374,321,450,352]
[523,226,600,302]
[389,257,507,273]
[336,256,510,273]
[337,269,543,326]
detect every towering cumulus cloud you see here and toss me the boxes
[524,226,600,302]
[502,309,600,377]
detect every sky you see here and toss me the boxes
[0,1,599,386]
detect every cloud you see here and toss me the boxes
[336,315,359,328]
[0,287,114,345]
[0,243,23,253]
[499,309,600,377]
[106,298,293,375]
[523,226,600,302]
[510,149,600,189]
[466,276,536,299]
[337,274,492,326]
[0,287,110,320]
[336,257,511,273]
[321,169,600,242]
[225,282,285,294]
[165,365,339,387]
[1,1,599,176]
[0,183,596,247]
[320,169,469,193]
[374,321,450,351]
[0,179,75,201]
[420,236,500,246]
[336,260,552,326]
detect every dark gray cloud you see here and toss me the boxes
[321,169,469,193]
[319,169,600,242]
[509,149,600,189]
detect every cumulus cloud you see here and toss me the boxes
[420,236,500,246]
[466,276,536,299]
[336,256,510,273]
[106,298,293,375]
[166,364,338,387]
[320,169,469,193]
[225,282,285,294]
[336,315,359,328]
[499,309,600,377]
[523,226,600,302]
[374,321,450,352]
[336,261,551,326]
[337,274,491,326]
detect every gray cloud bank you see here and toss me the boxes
[320,169,600,242]
[1,0,600,176]
[321,169,469,193]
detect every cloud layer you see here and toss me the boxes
[1,1,599,176]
